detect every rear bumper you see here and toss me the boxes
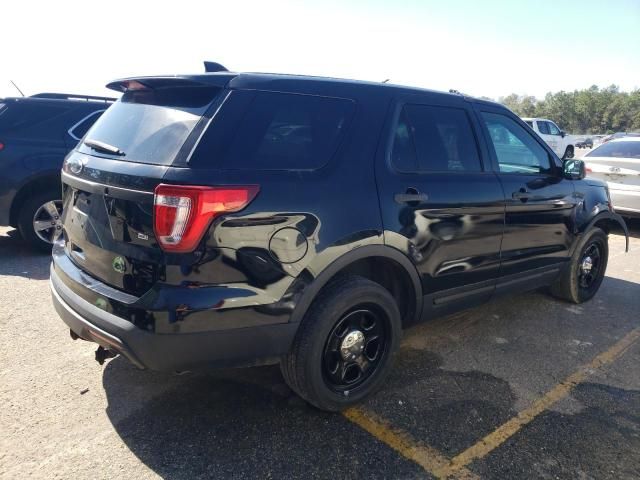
[50,264,298,371]
[610,188,640,215]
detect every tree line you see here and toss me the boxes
[497,85,640,135]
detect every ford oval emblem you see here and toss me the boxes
[67,157,84,175]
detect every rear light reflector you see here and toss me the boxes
[154,184,259,252]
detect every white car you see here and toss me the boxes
[583,137,640,217]
[522,117,577,159]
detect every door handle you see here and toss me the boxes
[512,191,532,201]
[394,188,429,204]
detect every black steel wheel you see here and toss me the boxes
[578,241,602,291]
[550,227,608,303]
[281,275,401,411]
[322,306,390,393]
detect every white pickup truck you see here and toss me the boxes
[522,117,577,159]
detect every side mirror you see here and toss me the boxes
[563,158,586,180]
[560,130,566,138]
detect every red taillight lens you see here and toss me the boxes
[153,184,259,252]
[0,142,4,151]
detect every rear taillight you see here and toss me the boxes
[153,184,259,252]
[0,142,4,151]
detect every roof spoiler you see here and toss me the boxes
[106,75,233,93]
[203,61,228,73]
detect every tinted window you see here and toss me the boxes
[547,121,561,135]
[482,112,552,174]
[0,103,70,132]
[525,121,533,128]
[391,104,481,172]
[216,91,354,170]
[537,121,550,135]
[586,141,640,159]
[68,110,105,140]
[78,86,220,165]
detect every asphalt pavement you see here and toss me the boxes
[0,219,638,479]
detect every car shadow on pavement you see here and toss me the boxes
[0,228,51,280]
[101,357,432,479]
[101,275,640,479]
[101,346,518,479]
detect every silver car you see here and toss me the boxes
[584,137,640,217]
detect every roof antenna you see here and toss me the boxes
[203,61,228,73]
[381,79,390,83]
[9,80,25,97]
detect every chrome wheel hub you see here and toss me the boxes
[33,200,63,244]
[580,256,593,275]
[340,330,365,361]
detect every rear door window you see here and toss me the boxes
[391,104,482,172]
[194,91,354,170]
[77,86,220,165]
[0,102,70,132]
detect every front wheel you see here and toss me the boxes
[550,227,608,303]
[281,276,401,411]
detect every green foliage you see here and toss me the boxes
[497,86,640,134]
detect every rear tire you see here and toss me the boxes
[281,275,401,412]
[563,146,574,159]
[550,227,608,303]
[17,190,63,252]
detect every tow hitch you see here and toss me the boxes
[95,346,117,365]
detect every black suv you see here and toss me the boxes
[50,72,628,411]
[0,93,114,250]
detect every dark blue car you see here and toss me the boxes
[0,92,114,250]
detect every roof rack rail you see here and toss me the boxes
[30,93,116,103]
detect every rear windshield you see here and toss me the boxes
[78,86,220,165]
[586,141,640,159]
[190,90,355,170]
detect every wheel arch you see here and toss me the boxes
[579,211,629,253]
[288,245,423,328]
[9,171,61,227]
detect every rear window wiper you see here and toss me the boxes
[83,139,125,156]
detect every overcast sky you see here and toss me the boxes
[1,0,638,100]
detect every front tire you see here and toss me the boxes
[281,275,401,411]
[550,227,608,303]
[17,190,63,252]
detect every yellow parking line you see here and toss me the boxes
[342,407,479,479]
[440,326,640,477]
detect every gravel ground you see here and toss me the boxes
[0,220,638,479]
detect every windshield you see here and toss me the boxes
[78,86,220,165]
[586,141,640,159]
